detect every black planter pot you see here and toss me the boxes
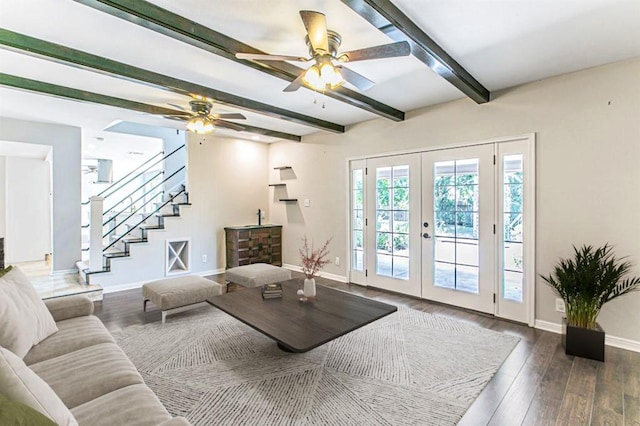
[562,318,605,362]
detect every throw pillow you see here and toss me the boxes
[0,392,57,425]
[0,265,12,278]
[0,346,78,426]
[0,266,58,358]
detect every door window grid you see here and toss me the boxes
[503,155,524,302]
[433,159,480,293]
[352,169,364,271]
[375,166,409,279]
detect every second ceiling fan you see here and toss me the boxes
[236,10,411,92]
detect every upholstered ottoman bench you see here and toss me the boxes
[225,263,291,290]
[142,275,223,324]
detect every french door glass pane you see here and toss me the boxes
[376,165,410,279]
[433,159,479,293]
[351,169,364,271]
[503,155,524,302]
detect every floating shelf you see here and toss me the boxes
[273,166,292,170]
[268,183,286,187]
[279,198,298,202]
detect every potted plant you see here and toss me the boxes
[541,244,640,361]
[299,235,332,300]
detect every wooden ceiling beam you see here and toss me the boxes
[0,28,339,135]
[72,0,405,121]
[341,0,490,104]
[0,73,302,142]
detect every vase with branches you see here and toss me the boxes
[298,235,332,299]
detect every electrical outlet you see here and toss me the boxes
[555,298,565,313]
[335,257,340,266]
[201,254,207,263]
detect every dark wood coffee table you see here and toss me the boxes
[208,280,397,353]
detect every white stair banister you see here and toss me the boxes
[89,196,104,272]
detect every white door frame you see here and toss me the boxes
[347,133,536,326]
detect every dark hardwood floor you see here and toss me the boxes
[94,272,639,425]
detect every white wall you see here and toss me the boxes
[0,118,81,272]
[268,58,640,342]
[4,157,51,263]
[0,157,5,238]
[94,135,270,288]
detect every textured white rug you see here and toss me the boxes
[113,305,519,426]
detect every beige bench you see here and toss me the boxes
[225,263,291,290]
[142,275,223,324]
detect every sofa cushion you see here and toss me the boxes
[0,392,57,425]
[0,266,58,358]
[29,343,144,409]
[0,346,78,426]
[24,315,115,366]
[71,384,172,426]
[44,295,94,322]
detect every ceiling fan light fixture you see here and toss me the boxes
[186,116,215,134]
[302,62,344,91]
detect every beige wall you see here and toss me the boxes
[187,135,270,270]
[269,58,640,342]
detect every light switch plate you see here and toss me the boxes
[304,199,311,207]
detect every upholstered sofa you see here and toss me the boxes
[0,266,190,425]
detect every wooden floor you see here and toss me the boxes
[94,272,640,426]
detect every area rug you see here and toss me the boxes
[113,305,519,426]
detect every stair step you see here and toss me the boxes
[122,237,146,244]
[139,224,164,230]
[156,213,180,218]
[172,202,191,206]
[103,251,128,259]
[85,267,109,275]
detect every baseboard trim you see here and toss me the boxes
[534,319,640,353]
[102,269,226,294]
[283,264,348,283]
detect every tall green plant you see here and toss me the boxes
[541,244,640,329]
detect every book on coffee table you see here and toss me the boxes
[262,283,283,299]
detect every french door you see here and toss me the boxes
[364,155,422,297]
[349,136,535,324]
[421,145,495,313]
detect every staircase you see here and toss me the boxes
[77,145,189,285]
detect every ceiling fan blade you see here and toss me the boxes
[300,10,329,54]
[216,113,246,120]
[163,115,189,122]
[167,103,189,112]
[213,120,245,132]
[162,113,192,119]
[339,41,411,63]
[337,66,375,91]
[283,72,306,92]
[236,53,308,62]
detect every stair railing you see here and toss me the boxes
[103,187,187,253]
[102,166,185,240]
[81,144,185,205]
[83,144,187,271]
[102,170,164,225]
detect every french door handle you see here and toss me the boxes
[422,232,431,239]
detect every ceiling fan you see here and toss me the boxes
[164,98,247,135]
[235,10,411,93]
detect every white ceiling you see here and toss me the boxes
[0,0,638,143]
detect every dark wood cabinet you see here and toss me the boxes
[224,225,282,268]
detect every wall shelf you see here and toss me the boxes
[273,166,292,170]
[279,198,298,202]
[268,183,286,187]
